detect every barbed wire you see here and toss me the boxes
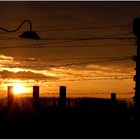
[0,74,134,78]
[0,91,134,97]
[0,24,131,35]
[36,24,131,32]
[0,36,135,41]
[0,55,133,61]
[0,57,133,68]
[1,77,133,82]
[0,32,134,41]
[16,92,133,95]
[0,43,136,50]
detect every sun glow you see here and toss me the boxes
[13,83,26,95]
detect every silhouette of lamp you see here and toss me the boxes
[0,20,40,40]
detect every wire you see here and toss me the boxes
[7,36,136,41]
[0,73,133,78]
[1,58,132,68]
[66,92,134,95]
[40,32,133,40]
[0,74,133,78]
[41,37,135,45]
[35,43,135,48]
[1,77,133,82]
[0,56,133,61]
[0,24,131,34]
[0,43,135,50]
[38,92,134,95]
[37,24,131,32]
[0,32,134,42]
[42,37,135,41]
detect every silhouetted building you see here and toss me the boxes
[33,86,39,109]
[59,86,66,108]
[7,86,14,109]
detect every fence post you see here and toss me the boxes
[111,93,117,113]
[111,93,116,103]
[33,86,39,109]
[59,86,66,108]
[7,86,14,110]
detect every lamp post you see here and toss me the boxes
[0,20,40,39]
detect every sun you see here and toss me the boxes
[13,83,26,95]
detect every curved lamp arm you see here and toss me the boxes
[0,20,32,32]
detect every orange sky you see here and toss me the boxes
[0,1,138,98]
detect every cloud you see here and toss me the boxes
[49,63,134,79]
[0,70,58,81]
[0,54,13,60]
[0,53,134,82]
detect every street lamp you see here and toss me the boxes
[0,20,40,40]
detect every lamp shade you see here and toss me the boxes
[19,31,40,40]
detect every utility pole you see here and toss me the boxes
[133,17,140,119]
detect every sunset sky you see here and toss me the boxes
[0,1,138,98]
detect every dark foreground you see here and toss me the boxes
[0,97,139,138]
